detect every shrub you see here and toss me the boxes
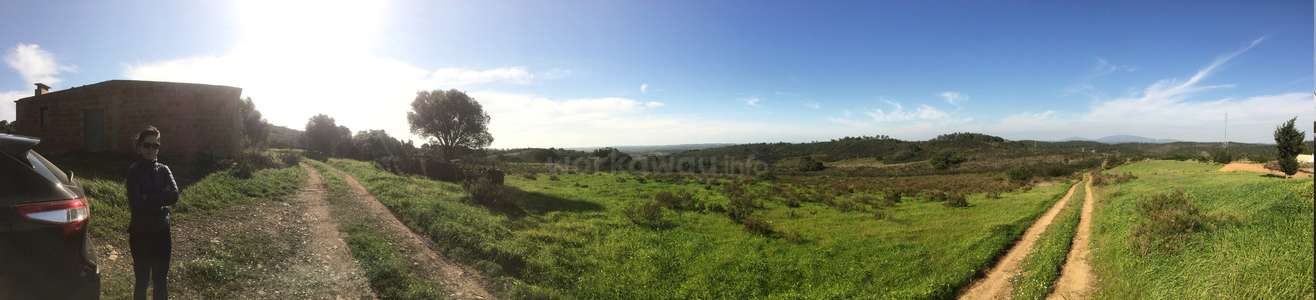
[1092,172,1136,186]
[1132,190,1206,254]
[873,208,888,220]
[548,175,560,181]
[234,150,277,179]
[882,192,902,207]
[522,173,538,180]
[624,200,667,228]
[986,191,1001,199]
[462,176,505,208]
[723,182,757,221]
[652,190,699,211]
[740,216,775,236]
[278,151,303,167]
[929,150,967,170]
[1210,149,1234,164]
[944,193,969,208]
[1007,167,1032,182]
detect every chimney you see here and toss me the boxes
[34,83,49,96]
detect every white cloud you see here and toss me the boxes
[992,37,1312,143]
[640,83,648,93]
[938,91,966,106]
[5,43,75,85]
[826,100,973,139]
[743,97,761,107]
[467,91,813,147]
[0,90,26,121]
[803,101,821,109]
[1093,58,1136,77]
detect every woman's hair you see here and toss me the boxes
[135,126,161,146]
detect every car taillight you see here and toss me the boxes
[17,198,90,235]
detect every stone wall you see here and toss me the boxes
[13,80,244,160]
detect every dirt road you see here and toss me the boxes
[328,166,496,300]
[959,182,1079,300]
[1048,175,1096,300]
[1218,162,1313,178]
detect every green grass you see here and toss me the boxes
[308,160,446,300]
[1011,179,1086,299]
[1089,160,1314,299]
[330,158,1074,299]
[76,163,306,299]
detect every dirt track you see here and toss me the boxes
[328,166,495,300]
[1048,175,1096,300]
[958,182,1079,300]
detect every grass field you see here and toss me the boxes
[1089,160,1314,299]
[330,158,1073,298]
[1011,179,1086,299]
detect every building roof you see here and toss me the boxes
[13,80,242,103]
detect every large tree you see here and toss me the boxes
[1273,117,1306,176]
[407,89,493,159]
[305,114,349,157]
[238,97,270,149]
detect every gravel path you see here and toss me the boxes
[958,182,1079,300]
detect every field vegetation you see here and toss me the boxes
[330,158,1075,298]
[1089,160,1314,299]
[1010,180,1086,299]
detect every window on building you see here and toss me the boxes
[39,107,48,129]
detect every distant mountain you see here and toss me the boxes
[1061,135,1176,144]
[1095,135,1178,144]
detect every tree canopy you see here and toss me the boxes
[1273,117,1306,176]
[407,89,493,159]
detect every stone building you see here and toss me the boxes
[13,80,244,159]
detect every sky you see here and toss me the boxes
[0,0,1312,147]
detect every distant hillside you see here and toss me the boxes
[267,125,304,149]
[1063,135,1178,144]
[569,143,736,156]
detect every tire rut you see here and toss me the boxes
[959,182,1080,300]
[326,165,496,300]
[1047,175,1097,300]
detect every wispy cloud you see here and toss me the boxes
[995,36,1311,142]
[803,100,821,109]
[5,43,76,85]
[428,67,535,86]
[640,83,649,93]
[938,91,966,106]
[1092,57,1136,77]
[742,97,762,107]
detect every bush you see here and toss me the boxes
[723,182,757,221]
[986,191,1002,199]
[278,151,303,167]
[1132,190,1206,254]
[882,192,902,207]
[522,173,538,180]
[929,150,967,170]
[1007,167,1032,182]
[740,216,775,236]
[234,150,278,179]
[1092,172,1136,186]
[624,200,667,228]
[548,175,560,181]
[944,193,969,208]
[462,176,505,208]
[652,190,700,211]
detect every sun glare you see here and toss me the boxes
[233,0,386,56]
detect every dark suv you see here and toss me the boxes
[0,133,100,299]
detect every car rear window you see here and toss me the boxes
[24,151,69,186]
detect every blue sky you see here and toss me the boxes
[1,0,1311,147]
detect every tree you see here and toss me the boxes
[0,120,15,134]
[1273,117,1306,176]
[305,114,349,157]
[238,97,270,149]
[407,90,492,160]
[929,150,966,170]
